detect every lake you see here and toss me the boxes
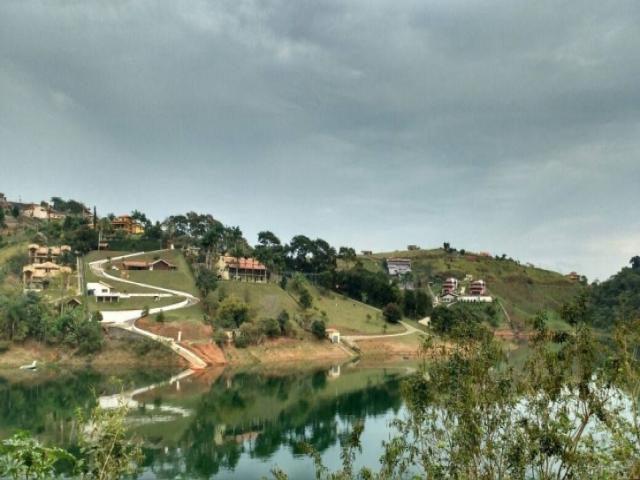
[0,362,413,479]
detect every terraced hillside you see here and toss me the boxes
[356,248,583,329]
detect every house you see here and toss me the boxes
[23,263,72,290]
[28,244,71,264]
[57,297,82,312]
[361,250,373,256]
[325,328,341,343]
[442,277,459,295]
[470,279,487,296]
[87,282,119,302]
[22,203,65,221]
[387,258,412,276]
[566,271,580,282]
[440,292,459,304]
[217,255,267,282]
[149,259,177,271]
[121,259,177,271]
[111,215,145,235]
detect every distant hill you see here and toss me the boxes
[353,248,583,330]
[587,259,640,328]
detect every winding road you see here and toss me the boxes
[88,250,208,369]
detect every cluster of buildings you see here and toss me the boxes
[0,193,94,224]
[439,277,492,304]
[22,244,73,290]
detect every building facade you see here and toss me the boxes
[217,255,267,282]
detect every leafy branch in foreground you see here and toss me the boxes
[0,401,142,480]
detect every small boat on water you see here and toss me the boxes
[19,361,37,370]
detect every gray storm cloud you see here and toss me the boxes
[1,0,639,280]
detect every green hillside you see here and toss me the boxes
[357,248,583,329]
[213,280,400,335]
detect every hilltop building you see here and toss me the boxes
[111,215,145,235]
[470,279,487,295]
[361,250,373,256]
[442,277,459,295]
[22,203,65,221]
[387,258,412,276]
[217,255,267,282]
[566,271,581,282]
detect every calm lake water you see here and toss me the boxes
[0,363,412,479]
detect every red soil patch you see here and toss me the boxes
[184,342,227,365]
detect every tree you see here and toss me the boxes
[403,290,417,318]
[0,207,5,228]
[383,303,402,323]
[217,296,251,328]
[631,256,640,270]
[11,205,19,219]
[415,289,433,317]
[311,319,326,339]
[196,268,218,297]
[299,288,313,310]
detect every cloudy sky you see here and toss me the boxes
[1,0,639,280]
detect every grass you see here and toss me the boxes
[213,280,402,335]
[83,249,205,323]
[303,284,404,334]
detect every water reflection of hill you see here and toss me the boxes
[134,366,404,478]
[0,364,407,479]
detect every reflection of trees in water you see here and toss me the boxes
[149,369,403,478]
[0,368,174,446]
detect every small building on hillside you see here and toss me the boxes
[87,282,120,302]
[566,271,580,282]
[361,250,373,256]
[217,255,267,282]
[387,258,412,276]
[111,215,145,235]
[470,279,487,296]
[325,328,341,344]
[22,203,65,221]
[23,263,72,290]
[121,259,177,271]
[28,244,71,264]
[442,277,459,295]
[440,292,459,304]
[459,295,493,303]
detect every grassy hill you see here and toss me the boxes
[83,249,205,323]
[356,248,583,330]
[213,280,401,335]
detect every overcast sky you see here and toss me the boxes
[1,1,639,281]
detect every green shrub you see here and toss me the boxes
[311,319,326,339]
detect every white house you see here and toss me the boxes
[458,295,493,303]
[440,292,459,304]
[87,282,120,302]
[387,258,412,276]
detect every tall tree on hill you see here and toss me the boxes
[254,230,285,273]
[631,256,640,270]
[201,223,225,269]
[0,207,5,228]
[11,205,19,219]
